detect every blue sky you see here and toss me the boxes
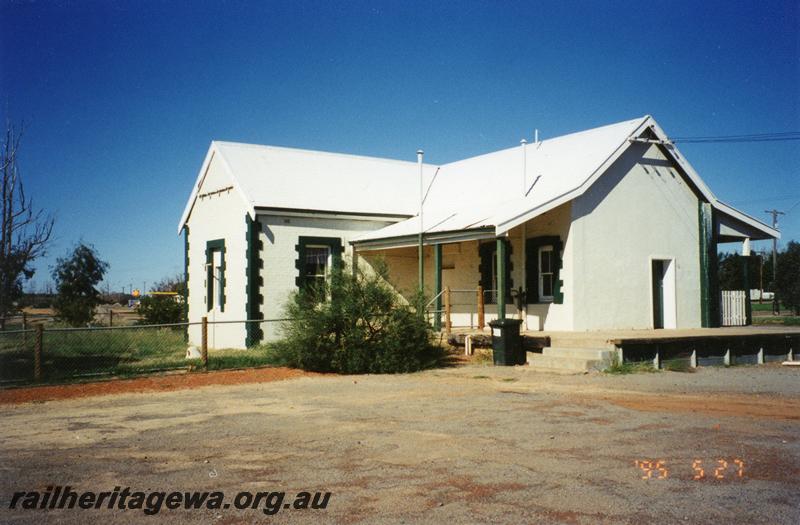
[1,0,798,294]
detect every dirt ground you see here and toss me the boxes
[1,363,798,524]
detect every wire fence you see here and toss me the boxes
[0,319,286,388]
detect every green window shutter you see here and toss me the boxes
[478,242,494,298]
[245,216,264,346]
[478,240,512,304]
[525,239,539,304]
[552,238,564,304]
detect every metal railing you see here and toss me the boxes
[425,286,498,333]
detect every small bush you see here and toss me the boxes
[605,355,658,374]
[268,260,443,374]
[136,295,185,325]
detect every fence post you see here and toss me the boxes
[109,310,113,327]
[444,286,452,335]
[22,312,28,349]
[201,316,208,369]
[477,285,485,330]
[34,324,43,382]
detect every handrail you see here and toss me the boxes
[425,290,445,309]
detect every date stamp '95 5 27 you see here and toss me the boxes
[635,458,745,480]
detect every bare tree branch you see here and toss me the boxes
[0,120,54,323]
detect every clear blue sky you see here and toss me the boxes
[1,0,798,294]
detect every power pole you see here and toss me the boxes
[764,209,784,314]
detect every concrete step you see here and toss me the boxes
[527,352,607,372]
[542,347,615,361]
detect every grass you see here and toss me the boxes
[605,355,658,375]
[471,349,493,365]
[752,316,800,326]
[661,358,696,373]
[0,327,281,385]
[750,302,788,312]
[206,346,278,370]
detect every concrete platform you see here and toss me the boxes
[447,325,800,372]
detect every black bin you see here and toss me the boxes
[489,318,524,366]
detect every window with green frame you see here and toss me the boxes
[525,235,563,304]
[295,236,343,301]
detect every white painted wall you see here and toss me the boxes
[257,214,396,341]
[186,153,249,349]
[185,140,703,345]
[570,143,702,330]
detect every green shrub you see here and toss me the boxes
[605,354,658,374]
[136,295,185,325]
[268,260,443,374]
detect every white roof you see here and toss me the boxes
[179,117,779,242]
[354,117,650,243]
[178,142,431,232]
[353,115,778,244]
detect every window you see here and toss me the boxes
[525,236,562,304]
[538,245,554,302]
[303,245,331,299]
[295,236,343,301]
[205,239,225,312]
[213,251,224,309]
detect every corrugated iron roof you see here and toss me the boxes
[178,116,779,241]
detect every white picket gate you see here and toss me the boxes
[721,290,747,326]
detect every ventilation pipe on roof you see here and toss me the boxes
[417,149,424,293]
[520,139,528,195]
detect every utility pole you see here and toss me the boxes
[765,209,784,314]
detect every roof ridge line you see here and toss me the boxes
[212,140,434,168]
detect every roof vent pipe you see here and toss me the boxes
[520,139,528,195]
[417,149,424,292]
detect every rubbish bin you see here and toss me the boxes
[489,318,524,366]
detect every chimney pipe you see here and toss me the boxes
[417,149,424,292]
[520,139,528,195]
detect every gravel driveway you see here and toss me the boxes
[1,364,798,524]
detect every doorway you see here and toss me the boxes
[651,258,676,329]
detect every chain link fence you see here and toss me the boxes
[0,319,286,387]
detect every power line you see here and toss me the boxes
[671,131,800,144]
[731,194,800,205]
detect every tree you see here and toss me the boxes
[0,121,54,326]
[52,243,109,326]
[717,251,769,292]
[136,295,185,324]
[153,273,186,296]
[775,241,800,315]
[136,273,186,324]
[269,259,443,374]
